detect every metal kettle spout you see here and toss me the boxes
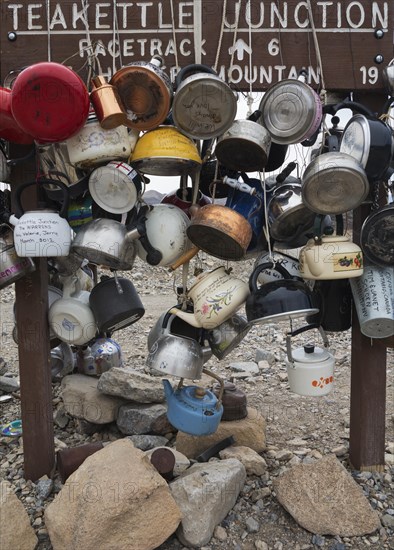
[168,307,203,329]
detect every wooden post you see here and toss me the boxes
[9,144,55,481]
[349,92,388,472]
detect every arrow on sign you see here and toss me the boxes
[228,39,252,61]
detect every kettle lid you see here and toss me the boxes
[182,385,219,408]
[292,343,332,363]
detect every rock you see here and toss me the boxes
[255,541,269,550]
[54,406,69,429]
[44,439,182,550]
[381,514,394,529]
[331,444,348,457]
[229,361,260,375]
[386,442,394,454]
[246,517,260,533]
[145,447,190,476]
[75,418,102,435]
[61,374,126,424]
[97,367,165,403]
[0,480,38,550]
[36,477,53,500]
[311,534,325,546]
[175,407,266,459]
[275,449,293,462]
[170,458,246,547]
[219,445,267,476]
[385,453,394,465]
[255,349,276,366]
[117,403,169,435]
[0,375,19,392]
[214,525,227,541]
[277,372,288,382]
[128,435,168,451]
[0,357,8,375]
[273,454,381,536]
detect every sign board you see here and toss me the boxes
[0,1,392,92]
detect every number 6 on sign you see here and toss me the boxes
[360,66,378,84]
[268,38,280,56]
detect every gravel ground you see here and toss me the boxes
[0,253,393,550]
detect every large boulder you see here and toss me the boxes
[61,374,126,424]
[45,439,182,550]
[0,480,38,550]
[170,458,246,547]
[273,454,381,536]
[175,407,266,459]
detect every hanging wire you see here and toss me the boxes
[228,0,242,79]
[213,0,228,73]
[246,0,254,117]
[306,0,326,98]
[169,0,179,69]
[45,0,52,61]
[259,170,274,263]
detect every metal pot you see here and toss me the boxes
[267,182,317,249]
[301,151,369,215]
[245,262,319,325]
[212,381,248,421]
[71,218,137,270]
[0,86,34,144]
[89,275,145,333]
[382,60,394,95]
[89,75,128,130]
[129,125,202,176]
[76,337,124,376]
[110,56,172,131]
[339,114,394,182]
[146,312,205,380]
[0,225,35,289]
[161,186,211,217]
[360,202,394,268]
[187,204,253,261]
[207,314,251,360]
[171,64,237,140]
[258,74,322,144]
[215,111,272,172]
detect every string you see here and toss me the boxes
[46,0,51,61]
[213,0,227,73]
[228,0,242,79]
[81,0,103,86]
[306,0,326,95]
[259,170,274,263]
[111,0,122,75]
[169,0,179,69]
[246,0,253,116]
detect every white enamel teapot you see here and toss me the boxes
[299,215,363,280]
[169,266,250,329]
[2,180,72,257]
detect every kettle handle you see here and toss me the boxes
[125,206,163,266]
[313,214,344,242]
[286,324,329,364]
[174,64,217,90]
[249,261,293,293]
[13,179,70,219]
[202,368,224,409]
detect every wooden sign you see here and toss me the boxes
[1,1,392,92]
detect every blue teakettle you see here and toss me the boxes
[163,375,224,436]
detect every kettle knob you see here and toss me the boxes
[304,344,315,354]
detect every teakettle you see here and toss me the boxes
[163,370,224,436]
[299,216,363,280]
[3,180,71,257]
[0,225,35,289]
[169,266,250,329]
[286,324,335,396]
[76,337,124,376]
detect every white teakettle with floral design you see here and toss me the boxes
[169,266,250,329]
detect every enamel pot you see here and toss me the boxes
[168,266,250,330]
[215,111,272,172]
[11,62,90,143]
[245,262,319,325]
[187,204,253,261]
[163,370,224,436]
[0,87,34,144]
[71,218,137,270]
[129,125,202,176]
[172,64,237,140]
[161,186,211,218]
[258,73,323,144]
[3,180,71,257]
[110,56,172,131]
[340,114,394,182]
[286,324,335,396]
[299,215,364,280]
[126,204,192,267]
[301,151,369,215]
[89,274,145,333]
